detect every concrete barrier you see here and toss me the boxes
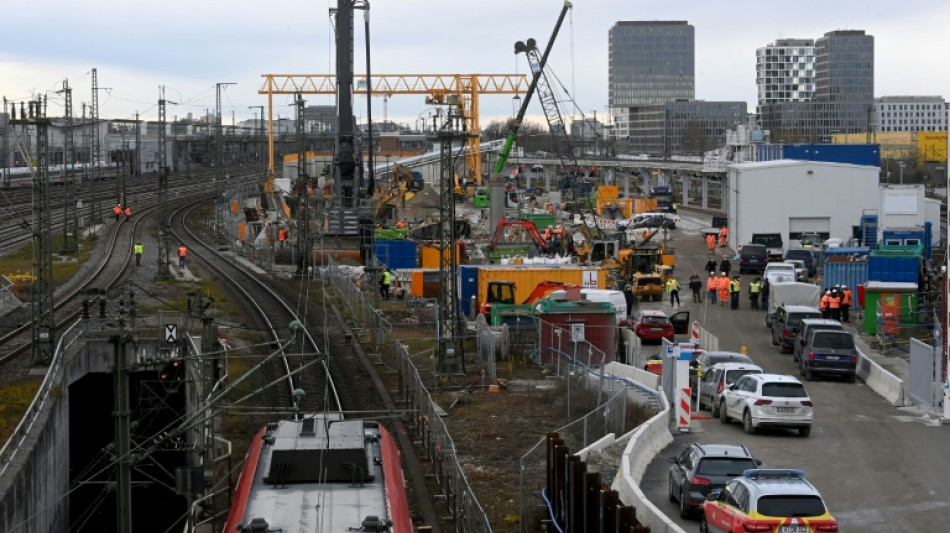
[856,347,907,406]
[605,360,660,391]
[610,388,688,533]
[576,433,616,462]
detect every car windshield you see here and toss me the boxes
[789,313,822,329]
[812,333,854,350]
[725,369,761,384]
[762,382,808,398]
[768,265,794,272]
[787,250,812,260]
[710,354,751,366]
[697,458,757,477]
[642,316,670,324]
[756,495,826,517]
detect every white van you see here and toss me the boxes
[546,288,627,323]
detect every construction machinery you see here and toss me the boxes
[480,280,579,317]
[392,163,424,192]
[617,244,673,302]
[489,216,550,255]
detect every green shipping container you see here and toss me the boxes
[862,281,918,335]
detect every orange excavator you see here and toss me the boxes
[488,216,550,254]
[480,280,579,317]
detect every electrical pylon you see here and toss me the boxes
[58,81,79,253]
[156,88,171,280]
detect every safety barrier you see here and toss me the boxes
[605,360,661,393]
[698,326,719,352]
[856,347,907,407]
[611,388,688,533]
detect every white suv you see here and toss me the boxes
[719,373,813,437]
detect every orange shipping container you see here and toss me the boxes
[421,244,460,268]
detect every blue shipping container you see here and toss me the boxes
[867,254,919,284]
[823,247,870,258]
[782,143,881,167]
[373,240,418,270]
[822,261,868,303]
[458,264,481,316]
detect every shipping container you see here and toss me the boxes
[863,281,918,335]
[822,260,868,300]
[392,268,439,298]
[881,226,931,259]
[419,243,462,269]
[373,239,418,270]
[537,299,618,364]
[868,250,921,284]
[476,266,606,316]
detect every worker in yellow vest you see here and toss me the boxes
[134,242,144,266]
[666,277,681,307]
[729,276,741,310]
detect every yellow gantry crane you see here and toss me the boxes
[258,74,529,190]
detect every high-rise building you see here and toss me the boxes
[875,96,948,132]
[626,100,747,157]
[758,30,874,142]
[608,21,695,138]
[756,39,815,109]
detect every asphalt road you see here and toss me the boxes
[635,211,950,532]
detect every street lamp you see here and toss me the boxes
[898,160,906,185]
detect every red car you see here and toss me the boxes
[627,309,681,344]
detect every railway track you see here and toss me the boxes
[0,166,259,256]
[170,201,341,414]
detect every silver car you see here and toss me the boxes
[698,362,764,417]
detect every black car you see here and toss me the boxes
[668,443,761,518]
[632,216,675,229]
[800,329,858,382]
[738,244,768,274]
[769,304,823,354]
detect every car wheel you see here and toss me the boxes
[719,403,730,424]
[700,516,710,533]
[679,489,691,518]
[799,425,812,437]
[743,410,756,434]
[711,398,721,418]
[668,476,677,503]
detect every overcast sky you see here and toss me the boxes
[2,0,948,129]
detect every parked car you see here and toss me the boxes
[667,443,761,518]
[787,259,808,281]
[627,309,675,344]
[701,469,838,533]
[763,262,797,284]
[690,351,755,395]
[793,318,844,363]
[785,248,817,277]
[770,305,823,354]
[698,362,764,417]
[631,216,675,230]
[800,329,858,382]
[751,232,784,262]
[738,244,768,274]
[719,373,813,436]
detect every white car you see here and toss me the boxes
[764,262,797,285]
[719,373,813,437]
[787,259,808,281]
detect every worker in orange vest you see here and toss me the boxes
[705,233,716,253]
[178,244,187,269]
[395,219,407,229]
[840,285,853,323]
[124,206,131,221]
[113,204,122,221]
[828,289,842,322]
[707,272,719,305]
[718,226,729,247]
[278,227,288,245]
[543,226,553,241]
[820,290,831,319]
[717,272,729,307]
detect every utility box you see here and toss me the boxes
[537,299,617,365]
[863,281,918,335]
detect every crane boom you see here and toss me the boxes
[492,0,573,175]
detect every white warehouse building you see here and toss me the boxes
[725,160,880,249]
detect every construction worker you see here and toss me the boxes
[718,225,729,247]
[380,269,392,300]
[761,278,770,311]
[395,219,407,229]
[729,276,741,310]
[705,233,716,253]
[841,285,853,323]
[820,290,832,319]
[707,272,719,305]
[749,277,762,309]
[717,272,729,307]
[719,256,732,277]
[704,257,717,274]
[134,241,144,266]
[114,204,122,221]
[666,276,681,307]
[178,244,187,269]
[278,227,288,246]
[623,284,635,318]
[829,288,842,321]
[543,225,553,241]
[124,205,131,221]
[688,273,702,303]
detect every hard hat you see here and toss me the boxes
[721,272,726,275]
[709,272,715,276]
[826,290,831,294]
